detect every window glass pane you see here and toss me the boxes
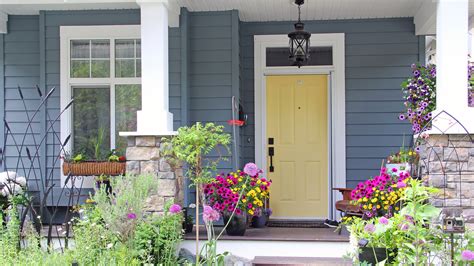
[115,84,141,152]
[115,59,135,78]
[91,40,110,58]
[73,87,111,160]
[71,60,90,78]
[91,60,110,78]
[136,59,141,77]
[71,40,90,59]
[266,46,333,67]
[136,40,141,58]
[115,39,135,58]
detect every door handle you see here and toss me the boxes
[268,146,274,172]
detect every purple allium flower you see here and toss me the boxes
[169,204,182,214]
[379,217,389,225]
[203,205,221,223]
[127,213,137,220]
[364,223,376,233]
[243,163,259,176]
[399,223,410,231]
[461,250,474,261]
[397,181,407,188]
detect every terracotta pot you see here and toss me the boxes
[223,212,247,236]
[63,161,125,176]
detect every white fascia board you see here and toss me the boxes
[414,0,437,35]
[0,12,7,34]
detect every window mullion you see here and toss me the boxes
[89,40,92,78]
[110,81,116,150]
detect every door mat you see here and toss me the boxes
[267,220,328,228]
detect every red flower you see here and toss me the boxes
[119,156,126,162]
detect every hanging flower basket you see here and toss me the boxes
[62,161,126,176]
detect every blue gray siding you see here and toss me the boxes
[2,16,41,190]
[240,18,422,188]
[188,11,240,173]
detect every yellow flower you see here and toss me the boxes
[363,197,368,202]
[242,185,247,189]
[257,180,262,185]
[376,205,381,209]
[363,205,368,210]
[256,187,261,193]
[371,198,377,203]
[257,202,263,207]
[238,178,243,182]
[242,199,247,203]
[249,210,254,215]
[395,207,399,211]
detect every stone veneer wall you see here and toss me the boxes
[125,136,184,213]
[420,134,474,222]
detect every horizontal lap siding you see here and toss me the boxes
[2,16,42,189]
[240,18,420,188]
[189,11,234,173]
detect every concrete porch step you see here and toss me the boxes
[252,256,352,266]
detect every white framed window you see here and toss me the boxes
[60,25,141,165]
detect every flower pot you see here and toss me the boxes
[386,163,411,174]
[183,222,193,234]
[223,212,247,236]
[63,161,126,176]
[358,247,397,265]
[251,215,267,228]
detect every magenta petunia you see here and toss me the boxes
[397,181,407,188]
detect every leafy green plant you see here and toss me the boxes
[133,202,183,265]
[94,127,106,161]
[161,122,231,261]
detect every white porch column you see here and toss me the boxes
[434,0,474,133]
[135,0,174,134]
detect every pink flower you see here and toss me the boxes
[378,217,389,225]
[397,181,407,188]
[244,163,259,176]
[203,205,221,223]
[461,250,474,261]
[169,204,182,214]
[399,223,410,231]
[127,213,137,220]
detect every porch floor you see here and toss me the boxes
[184,226,349,242]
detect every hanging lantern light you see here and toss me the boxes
[288,0,311,68]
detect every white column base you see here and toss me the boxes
[120,110,176,137]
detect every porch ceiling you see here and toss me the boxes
[0,0,473,31]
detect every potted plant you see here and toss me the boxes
[351,168,410,219]
[349,216,398,265]
[386,147,419,175]
[251,207,272,228]
[205,163,271,236]
[182,207,194,234]
[62,150,126,176]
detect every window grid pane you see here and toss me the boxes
[115,84,141,152]
[115,39,140,78]
[70,39,110,78]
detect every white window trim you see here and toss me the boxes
[60,25,140,187]
[254,34,346,219]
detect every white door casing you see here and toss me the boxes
[254,34,346,219]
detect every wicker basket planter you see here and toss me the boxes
[62,161,126,176]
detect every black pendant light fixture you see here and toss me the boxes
[288,0,311,68]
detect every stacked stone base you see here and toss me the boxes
[126,135,184,214]
[420,134,474,222]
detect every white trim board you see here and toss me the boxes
[60,25,141,188]
[253,34,346,220]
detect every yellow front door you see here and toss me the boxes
[266,75,328,218]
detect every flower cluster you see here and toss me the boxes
[205,163,271,217]
[399,64,436,134]
[0,171,27,198]
[351,168,411,218]
[386,148,419,164]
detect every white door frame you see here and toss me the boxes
[254,33,346,219]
